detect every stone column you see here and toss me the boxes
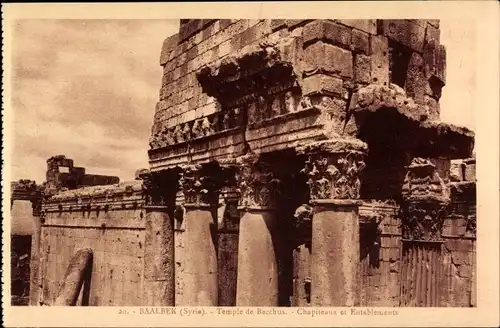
[29,194,43,306]
[291,204,313,307]
[141,170,176,306]
[298,138,368,307]
[400,157,450,307]
[235,154,281,306]
[217,183,240,306]
[179,163,220,306]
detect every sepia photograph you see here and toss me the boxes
[2,2,499,327]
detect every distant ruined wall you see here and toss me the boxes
[46,155,119,195]
[37,181,146,306]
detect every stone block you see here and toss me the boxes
[270,19,287,31]
[379,20,426,53]
[303,42,353,78]
[286,19,312,30]
[427,20,440,28]
[160,34,180,66]
[424,95,440,121]
[303,20,352,49]
[179,19,203,42]
[279,36,303,68]
[352,29,370,54]
[405,52,426,105]
[219,19,232,31]
[425,23,440,44]
[464,162,476,182]
[336,19,377,35]
[302,74,344,96]
[370,35,389,85]
[239,20,271,48]
[354,54,371,84]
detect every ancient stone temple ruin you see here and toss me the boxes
[24,19,476,307]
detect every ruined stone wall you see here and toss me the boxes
[37,181,145,306]
[359,201,401,306]
[46,155,119,195]
[150,19,452,171]
[441,158,476,307]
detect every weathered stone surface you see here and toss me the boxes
[405,52,428,105]
[354,54,371,84]
[301,74,344,96]
[53,249,93,306]
[336,19,377,35]
[303,20,352,48]
[160,34,180,66]
[423,40,446,85]
[425,22,440,45]
[303,42,353,78]
[379,20,426,53]
[352,29,370,54]
[370,35,389,85]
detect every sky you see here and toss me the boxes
[9,19,476,184]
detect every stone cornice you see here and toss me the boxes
[46,181,143,206]
[196,36,301,104]
[349,83,475,159]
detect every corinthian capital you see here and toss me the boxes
[179,163,220,207]
[402,201,447,241]
[140,169,177,207]
[235,154,280,210]
[298,139,368,202]
[401,157,450,242]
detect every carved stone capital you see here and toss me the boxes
[139,170,177,207]
[298,139,368,201]
[401,158,451,242]
[402,157,450,203]
[234,154,280,210]
[402,200,447,241]
[179,163,220,207]
[293,204,313,245]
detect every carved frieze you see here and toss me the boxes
[179,164,220,207]
[234,154,280,209]
[149,107,245,151]
[246,86,316,128]
[298,139,368,201]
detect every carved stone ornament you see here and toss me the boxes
[402,201,447,241]
[401,157,450,203]
[140,170,172,207]
[235,154,280,209]
[298,139,368,201]
[179,164,219,207]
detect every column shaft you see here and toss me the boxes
[311,202,361,306]
[298,139,368,307]
[236,209,279,306]
[234,154,281,306]
[143,206,175,306]
[182,206,218,306]
[178,163,219,306]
